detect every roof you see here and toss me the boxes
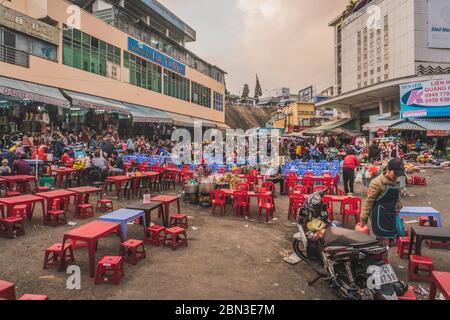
[124,103,172,123]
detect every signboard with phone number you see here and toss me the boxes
[400,77,450,118]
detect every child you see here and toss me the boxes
[0,159,11,176]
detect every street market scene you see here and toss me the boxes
[1,0,450,305]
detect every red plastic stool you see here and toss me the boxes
[96,199,114,212]
[11,204,27,218]
[0,279,16,300]
[408,255,434,283]
[94,256,124,285]
[169,214,188,229]
[164,227,188,250]
[120,239,146,265]
[398,286,417,300]
[145,225,166,247]
[76,204,94,219]
[430,271,450,300]
[396,237,416,259]
[18,294,49,300]
[43,243,75,271]
[5,191,21,198]
[36,186,51,193]
[46,210,67,227]
[419,217,438,227]
[0,217,25,238]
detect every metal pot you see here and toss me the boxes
[199,181,216,194]
[184,183,199,194]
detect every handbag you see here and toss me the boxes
[395,215,405,237]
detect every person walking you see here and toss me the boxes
[342,149,360,194]
[359,159,405,243]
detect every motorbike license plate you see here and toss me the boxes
[375,264,398,286]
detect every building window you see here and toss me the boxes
[63,26,121,79]
[191,81,211,108]
[213,92,224,111]
[0,26,57,62]
[163,69,190,101]
[124,51,162,93]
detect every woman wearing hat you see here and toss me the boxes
[0,159,11,176]
[359,158,405,242]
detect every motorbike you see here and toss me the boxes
[292,189,408,300]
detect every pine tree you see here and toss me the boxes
[254,74,263,102]
[241,84,250,99]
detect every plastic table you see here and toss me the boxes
[61,221,123,277]
[36,189,77,217]
[67,186,102,215]
[400,207,441,227]
[54,168,79,187]
[0,194,45,222]
[1,175,37,191]
[407,226,450,257]
[126,202,163,228]
[98,208,145,240]
[151,195,181,227]
[104,176,133,198]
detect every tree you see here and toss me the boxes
[254,74,263,102]
[241,84,250,99]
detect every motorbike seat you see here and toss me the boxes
[324,227,378,248]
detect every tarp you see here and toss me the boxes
[63,90,129,114]
[124,103,172,123]
[303,118,353,135]
[0,76,69,108]
[167,112,195,127]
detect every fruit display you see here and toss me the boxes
[217,173,240,189]
[417,152,434,164]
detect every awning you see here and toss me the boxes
[303,118,353,135]
[124,103,172,123]
[63,90,129,115]
[216,122,231,130]
[389,118,450,133]
[329,127,363,137]
[192,118,216,128]
[0,76,69,108]
[362,119,400,132]
[167,112,195,127]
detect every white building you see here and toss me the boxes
[318,0,450,130]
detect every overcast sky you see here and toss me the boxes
[159,0,348,96]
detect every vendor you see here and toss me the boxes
[359,158,405,243]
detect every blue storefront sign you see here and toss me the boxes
[400,77,450,118]
[128,37,186,76]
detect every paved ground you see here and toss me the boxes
[1,169,449,300]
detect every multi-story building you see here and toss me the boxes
[0,0,227,137]
[318,0,450,131]
[270,102,317,134]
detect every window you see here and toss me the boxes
[1,26,57,62]
[63,26,121,78]
[163,69,190,101]
[124,50,162,93]
[191,81,211,108]
[213,92,224,111]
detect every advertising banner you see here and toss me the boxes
[428,0,450,49]
[400,77,450,118]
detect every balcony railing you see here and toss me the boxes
[0,44,29,68]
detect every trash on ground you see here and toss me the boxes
[192,226,198,230]
[67,221,77,226]
[283,253,302,265]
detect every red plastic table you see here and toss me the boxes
[1,175,37,191]
[105,176,133,198]
[430,272,450,300]
[67,186,102,215]
[151,195,181,227]
[36,189,77,218]
[0,194,45,222]
[61,220,123,277]
[54,168,79,187]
